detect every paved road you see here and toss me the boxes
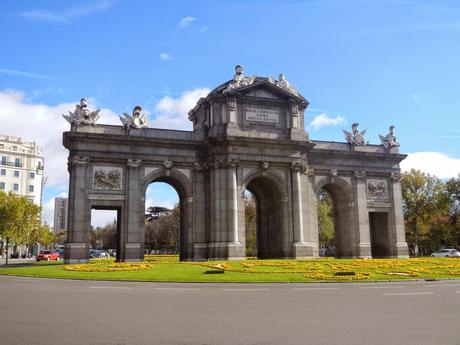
[0,276,459,345]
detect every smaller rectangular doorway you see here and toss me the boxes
[90,207,121,261]
[369,212,391,258]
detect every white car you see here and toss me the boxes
[430,249,460,257]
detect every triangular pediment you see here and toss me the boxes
[226,79,307,102]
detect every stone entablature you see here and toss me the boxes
[63,66,408,263]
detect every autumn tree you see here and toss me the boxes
[401,169,449,256]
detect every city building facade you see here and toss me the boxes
[0,135,44,205]
[54,197,68,233]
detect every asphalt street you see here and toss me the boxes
[0,276,459,345]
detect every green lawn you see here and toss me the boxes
[1,255,459,283]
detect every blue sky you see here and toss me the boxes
[0,0,459,226]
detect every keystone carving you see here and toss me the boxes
[259,161,269,170]
[163,160,173,170]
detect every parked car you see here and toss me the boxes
[430,249,460,257]
[99,251,110,258]
[36,250,60,261]
[90,249,101,258]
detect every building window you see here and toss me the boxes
[12,146,17,151]
[28,185,34,193]
[0,144,4,149]
[0,182,5,190]
[14,170,20,177]
[29,172,35,179]
[0,169,5,176]
[1,156,6,165]
[14,158,21,167]
[13,183,19,191]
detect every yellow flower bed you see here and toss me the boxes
[65,261,152,272]
[191,258,460,281]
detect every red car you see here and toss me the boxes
[36,250,60,261]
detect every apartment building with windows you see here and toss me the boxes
[0,134,44,205]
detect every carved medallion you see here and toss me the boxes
[93,166,122,190]
[367,179,387,199]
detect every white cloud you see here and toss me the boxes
[401,152,460,179]
[308,113,345,130]
[0,90,119,190]
[18,0,117,23]
[178,16,196,28]
[151,88,210,130]
[159,53,171,61]
[91,209,118,228]
[0,68,59,80]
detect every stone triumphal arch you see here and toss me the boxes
[63,66,409,263]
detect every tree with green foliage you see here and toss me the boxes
[145,205,180,252]
[244,194,257,257]
[317,191,335,249]
[0,191,55,263]
[401,169,449,256]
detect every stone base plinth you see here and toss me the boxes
[64,242,89,264]
[358,243,372,258]
[208,242,244,260]
[193,243,209,260]
[292,242,318,259]
[393,242,409,258]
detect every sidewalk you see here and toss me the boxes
[0,257,36,266]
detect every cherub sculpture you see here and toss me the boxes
[63,98,100,126]
[343,123,367,146]
[120,105,148,130]
[379,125,400,150]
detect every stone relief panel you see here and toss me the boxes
[92,166,123,190]
[367,179,388,200]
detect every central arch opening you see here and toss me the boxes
[244,175,284,259]
[144,177,189,260]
